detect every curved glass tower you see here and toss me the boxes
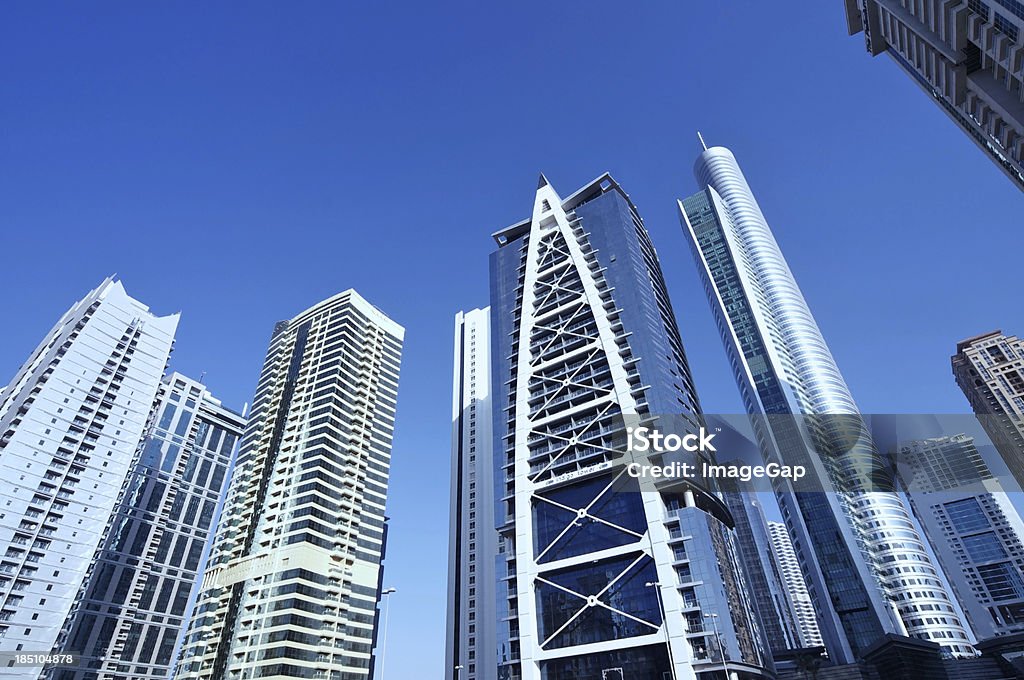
[678,146,975,661]
[491,173,771,680]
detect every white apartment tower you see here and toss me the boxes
[48,372,245,680]
[175,289,404,680]
[0,278,178,678]
[845,0,1024,191]
[899,434,1024,640]
[767,522,824,650]
[445,309,497,680]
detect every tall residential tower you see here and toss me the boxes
[898,434,1024,639]
[445,308,497,680]
[175,290,404,680]
[49,372,245,679]
[679,145,974,661]
[0,278,178,678]
[766,522,824,650]
[844,0,1024,191]
[490,174,771,680]
[953,331,1024,492]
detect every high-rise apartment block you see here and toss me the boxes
[445,309,497,680]
[48,372,245,679]
[844,0,1024,191]
[490,173,771,680]
[679,145,974,660]
[953,331,1024,492]
[767,522,824,650]
[0,278,178,678]
[899,434,1024,639]
[175,290,404,680]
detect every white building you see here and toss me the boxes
[0,278,178,677]
[899,434,1024,640]
[445,308,497,680]
[844,0,1024,191]
[680,144,975,660]
[767,522,824,650]
[175,289,403,680]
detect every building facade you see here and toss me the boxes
[899,434,1024,639]
[844,0,1024,191]
[953,331,1024,492]
[766,522,824,650]
[0,278,178,678]
[174,290,404,680]
[445,309,497,680]
[718,486,802,657]
[47,372,245,679]
[678,145,975,661]
[490,174,771,680]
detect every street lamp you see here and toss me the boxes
[703,612,731,680]
[454,664,464,680]
[645,582,678,680]
[378,587,397,680]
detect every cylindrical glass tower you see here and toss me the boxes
[681,146,975,661]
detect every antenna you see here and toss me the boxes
[697,131,708,151]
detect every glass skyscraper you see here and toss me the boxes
[717,482,801,656]
[0,278,178,678]
[490,173,771,680]
[446,308,497,680]
[174,289,404,680]
[48,372,245,679]
[678,145,975,661]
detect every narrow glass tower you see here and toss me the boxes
[490,174,771,680]
[174,289,404,680]
[48,372,245,679]
[679,145,975,660]
[0,278,178,678]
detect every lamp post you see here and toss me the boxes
[454,664,464,680]
[645,581,678,680]
[704,612,730,680]
[378,587,397,680]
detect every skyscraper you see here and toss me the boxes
[0,278,178,678]
[490,173,771,680]
[47,372,245,679]
[898,434,1024,639]
[843,0,1024,191]
[766,522,824,650]
[446,309,497,680]
[953,331,1024,492]
[679,144,975,661]
[174,290,404,680]
[717,484,802,656]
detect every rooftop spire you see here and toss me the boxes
[537,172,550,189]
[697,131,708,151]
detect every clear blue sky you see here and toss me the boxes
[2,2,1022,677]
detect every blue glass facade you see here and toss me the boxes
[491,174,770,680]
[48,373,244,680]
